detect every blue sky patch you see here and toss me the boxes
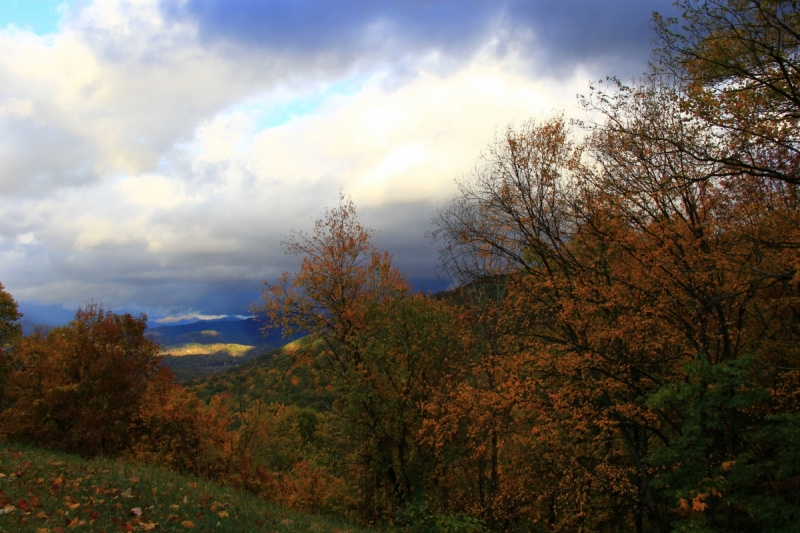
[0,0,66,34]
[250,79,366,132]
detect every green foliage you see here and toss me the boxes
[187,337,336,410]
[647,354,800,532]
[394,500,485,533]
[333,295,459,518]
[4,3,800,532]
[162,352,254,382]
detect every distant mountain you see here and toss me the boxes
[146,317,288,348]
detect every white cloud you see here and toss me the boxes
[0,97,34,118]
[0,0,626,320]
[154,313,230,324]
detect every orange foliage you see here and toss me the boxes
[432,109,800,531]
[0,305,161,456]
[130,371,238,481]
[254,192,410,360]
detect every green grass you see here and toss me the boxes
[0,444,369,533]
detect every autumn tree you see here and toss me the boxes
[255,193,410,363]
[131,376,242,481]
[652,0,800,185]
[0,304,163,456]
[583,75,800,531]
[434,93,800,532]
[433,117,636,531]
[334,294,460,520]
[256,195,442,517]
[0,283,21,349]
[0,283,21,414]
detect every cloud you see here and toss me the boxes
[154,313,230,323]
[1,58,583,316]
[168,0,499,70]
[0,0,290,198]
[168,0,678,79]
[505,0,679,77]
[0,0,675,323]
[0,97,34,118]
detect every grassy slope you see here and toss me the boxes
[0,444,368,533]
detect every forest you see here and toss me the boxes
[1,2,799,532]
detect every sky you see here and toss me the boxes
[0,0,677,326]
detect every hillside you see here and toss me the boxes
[146,318,274,347]
[187,337,335,411]
[0,444,369,532]
[146,318,300,382]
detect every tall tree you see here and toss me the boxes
[255,194,427,518]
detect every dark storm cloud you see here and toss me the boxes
[165,0,677,78]
[166,0,497,60]
[507,0,680,77]
[361,200,449,293]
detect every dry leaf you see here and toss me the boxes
[692,494,708,512]
[130,507,142,517]
[182,520,195,528]
[217,511,229,518]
